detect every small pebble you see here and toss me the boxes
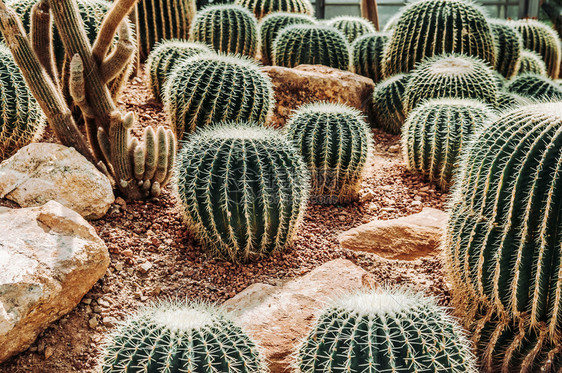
[89,317,99,329]
[139,261,153,274]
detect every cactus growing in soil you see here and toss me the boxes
[509,19,562,79]
[296,288,478,373]
[506,73,562,100]
[445,102,562,372]
[372,73,410,135]
[190,5,258,57]
[402,99,495,190]
[273,24,350,70]
[518,49,547,76]
[235,0,313,19]
[489,19,522,79]
[404,54,498,113]
[164,54,274,139]
[175,122,310,262]
[326,16,375,43]
[351,32,389,83]
[146,40,212,100]
[381,0,496,78]
[101,301,267,372]
[286,102,372,204]
[259,12,316,65]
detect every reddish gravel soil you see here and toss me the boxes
[0,70,449,373]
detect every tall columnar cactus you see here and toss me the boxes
[372,73,410,135]
[509,19,562,79]
[286,102,372,204]
[101,301,267,372]
[0,44,44,161]
[351,32,389,83]
[146,40,212,100]
[326,16,375,43]
[164,54,274,139]
[445,102,562,372]
[273,24,350,70]
[175,122,310,262]
[381,0,496,78]
[518,49,547,76]
[137,0,197,60]
[190,5,258,57]
[402,99,495,190]
[296,288,478,373]
[404,54,498,113]
[235,0,313,19]
[259,12,316,65]
[506,73,562,100]
[489,19,522,79]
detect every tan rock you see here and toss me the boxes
[224,259,370,373]
[262,65,375,127]
[339,207,448,260]
[0,143,114,219]
[0,201,110,363]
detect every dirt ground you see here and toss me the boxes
[0,70,450,373]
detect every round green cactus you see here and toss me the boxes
[259,12,316,65]
[175,122,310,262]
[445,102,562,372]
[506,73,562,100]
[286,102,372,204]
[489,19,522,79]
[518,49,547,76]
[402,99,495,190]
[100,300,267,372]
[496,91,531,110]
[273,24,350,70]
[351,32,389,83]
[372,73,410,135]
[381,0,496,77]
[404,54,498,113]
[146,40,212,100]
[164,54,274,139]
[296,288,477,373]
[510,19,561,79]
[190,5,258,57]
[382,11,401,32]
[326,16,375,43]
[235,0,313,19]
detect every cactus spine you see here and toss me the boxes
[402,99,494,190]
[445,102,562,372]
[190,5,258,57]
[296,288,478,373]
[518,49,547,76]
[164,54,274,139]
[381,0,496,77]
[286,102,372,204]
[273,24,350,70]
[326,16,375,43]
[496,91,530,110]
[506,73,562,100]
[101,301,267,372]
[176,122,310,262]
[372,73,410,135]
[489,19,522,79]
[259,12,316,65]
[351,32,389,83]
[235,0,313,19]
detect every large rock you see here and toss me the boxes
[0,143,114,220]
[339,207,448,260]
[0,201,109,363]
[262,65,375,127]
[224,259,372,372]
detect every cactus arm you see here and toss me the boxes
[30,0,58,86]
[100,21,134,84]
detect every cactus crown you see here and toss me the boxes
[326,16,376,43]
[351,32,389,82]
[518,48,547,76]
[506,72,562,100]
[372,73,410,135]
[488,19,522,79]
[235,0,314,19]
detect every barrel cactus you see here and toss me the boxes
[296,288,477,373]
[0,44,44,161]
[235,0,313,19]
[382,11,401,32]
[496,91,530,110]
[273,24,350,70]
[372,73,410,135]
[506,73,562,100]
[101,300,267,372]
[351,32,389,83]
[489,19,522,79]
[286,102,372,204]
[445,102,562,372]
[402,99,495,190]
[259,12,316,65]
[509,19,561,79]
[190,5,258,57]
[146,40,212,100]
[381,0,496,77]
[492,71,507,90]
[326,16,376,43]
[164,54,274,139]
[518,49,547,76]
[176,122,310,262]
[404,54,498,113]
